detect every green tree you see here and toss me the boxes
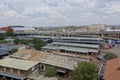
[9,48,18,54]
[73,62,98,80]
[13,38,46,50]
[32,38,46,50]
[19,39,31,45]
[14,38,20,44]
[0,34,5,40]
[44,66,56,77]
[0,40,8,44]
[104,53,117,60]
[5,30,14,37]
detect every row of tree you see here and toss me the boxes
[14,38,46,50]
[0,30,14,40]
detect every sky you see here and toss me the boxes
[0,0,120,27]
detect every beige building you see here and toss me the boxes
[88,24,106,32]
[0,58,39,80]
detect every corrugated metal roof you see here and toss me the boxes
[41,54,78,70]
[51,42,99,48]
[0,45,19,50]
[59,46,98,53]
[61,37,103,40]
[53,40,101,44]
[0,49,9,56]
[42,45,98,53]
[0,58,39,70]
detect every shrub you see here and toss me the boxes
[104,53,117,60]
[44,66,56,77]
[9,48,18,54]
[73,62,98,80]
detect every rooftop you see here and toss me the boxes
[60,37,103,40]
[42,45,99,53]
[41,53,77,70]
[103,58,120,80]
[0,44,19,56]
[0,48,9,56]
[53,39,101,44]
[11,47,48,61]
[0,44,19,50]
[51,42,99,49]
[11,47,90,70]
[0,58,39,70]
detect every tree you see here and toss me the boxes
[0,34,5,40]
[19,39,31,45]
[13,38,46,50]
[9,48,18,54]
[0,40,8,44]
[44,66,56,77]
[104,53,117,60]
[32,38,46,50]
[73,62,98,80]
[5,30,14,37]
[14,38,20,44]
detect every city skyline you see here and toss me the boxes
[0,0,120,27]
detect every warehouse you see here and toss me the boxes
[53,37,103,44]
[41,42,100,56]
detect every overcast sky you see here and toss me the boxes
[0,0,120,27]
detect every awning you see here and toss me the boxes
[57,69,67,73]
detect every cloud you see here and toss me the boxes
[0,0,120,27]
[105,1,120,14]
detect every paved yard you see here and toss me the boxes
[101,46,120,57]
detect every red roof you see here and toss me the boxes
[1,27,11,31]
[103,58,120,80]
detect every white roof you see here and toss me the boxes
[42,45,98,53]
[13,27,35,30]
[60,37,103,40]
[27,35,56,39]
[0,58,39,70]
[59,46,98,53]
[52,42,99,48]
